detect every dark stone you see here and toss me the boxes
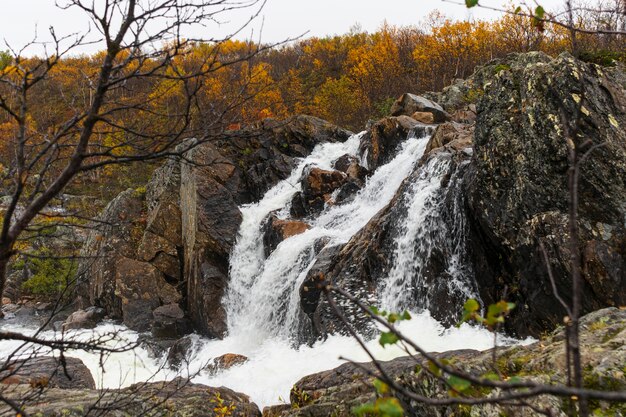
[467,52,626,336]
[166,335,196,369]
[152,304,191,339]
[0,357,95,389]
[290,167,347,217]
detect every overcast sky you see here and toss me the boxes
[0,0,566,55]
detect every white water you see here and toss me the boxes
[0,129,533,409]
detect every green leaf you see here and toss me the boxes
[448,375,472,393]
[379,332,399,347]
[535,5,545,19]
[373,379,389,395]
[427,360,442,377]
[401,311,411,321]
[465,0,479,7]
[514,6,522,13]
[352,403,376,416]
[376,398,404,417]
[464,299,480,313]
[370,306,380,316]
[388,313,399,324]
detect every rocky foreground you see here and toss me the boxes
[1,308,624,416]
[263,308,626,417]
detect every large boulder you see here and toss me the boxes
[390,93,451,123]
[1,357,95,389]
[467,52,626,336]
[62,306,106,331]
[0,378,261,416]
[264,307,626,417]
[262,214,310,257]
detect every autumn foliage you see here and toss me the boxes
[0,10,623,197]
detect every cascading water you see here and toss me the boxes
[0,126,530,409]
[225,130,430,342]
[379,156,478,314]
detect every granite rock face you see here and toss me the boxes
[466,52,626,335]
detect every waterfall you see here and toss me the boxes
[224,130,432,342]
[379,157,478,314]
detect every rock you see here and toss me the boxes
[411,111,435,124]
[0,378,261,416]
[166,335,196,369]
[390,93,451,123]
[205,353,249,375]
[114,257,181,332]
[62,306,106,331]
[152,303,190,339]
[266,308,626,417]
[358,117,414,171]
[290,167,347,217]
[1,297,11,305]
[467,52,626,336]
[333,155,369,185]
[423,122,473,159]
[74,189,150,320]
[263,214,310,257]
[0,357,95,389]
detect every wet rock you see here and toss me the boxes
[62,306,106,331]
[152,303,190,339]
[263,214,310,257]
[290,167,347,217]
[390,93,451,123]
[0,378,262,417]
[0,357,95,389]
[205,353,249,375]
[359,116,422,171]
[333,155,369,185]
[2,297,11,305]
[423,122,473,159]
[166,335,196,369]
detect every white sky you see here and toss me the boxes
[0,0,567,55]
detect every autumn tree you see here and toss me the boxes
[0,0,274,307]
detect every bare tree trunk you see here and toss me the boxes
[568,143,589,417]
[0,242,13,307]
